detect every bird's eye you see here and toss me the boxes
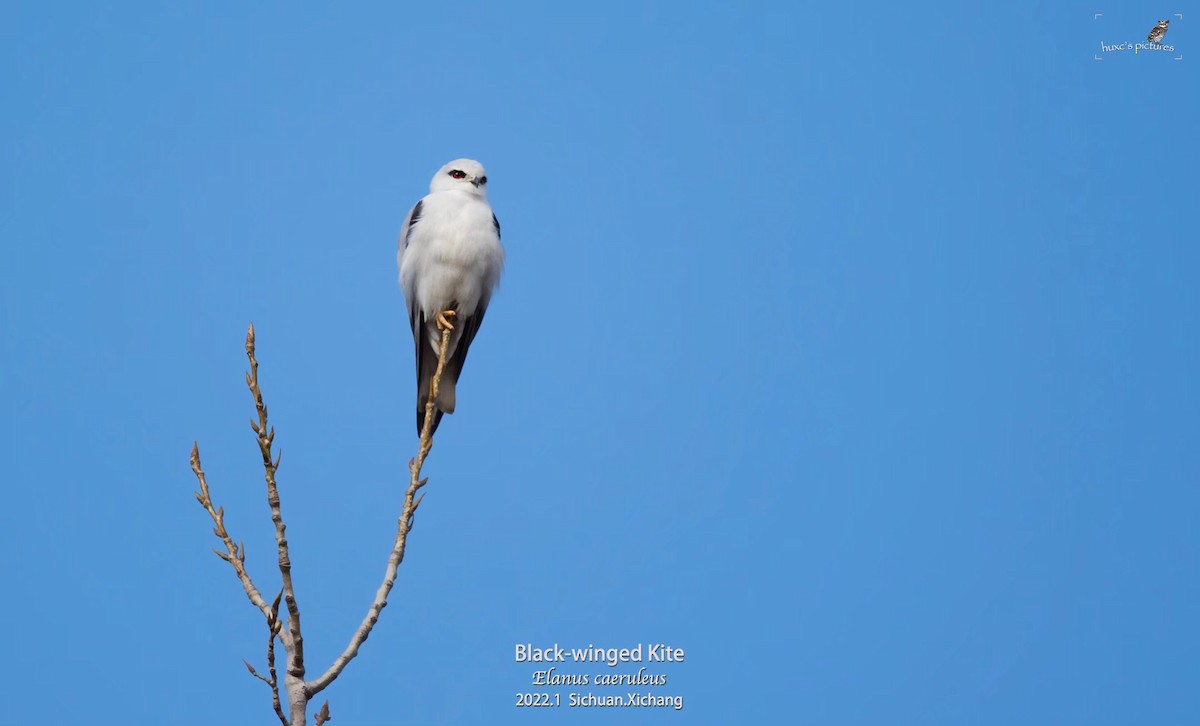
[479,176,487,185]
[449,170,466,179]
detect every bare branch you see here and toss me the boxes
[267,636,286,724]
[306,310,455,696]
[190,443,276,623]
[240,601,286,726]
[265,590,287,726]
[195,319,452,722]
[243,324,310,725]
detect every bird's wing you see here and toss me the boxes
[398,199,424,273]
[399,199,424,252]
[448,297,489,385]
[398,199,425,310]
[414,309,445,434]
[398,198,428,395]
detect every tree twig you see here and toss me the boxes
[306,311,454,696]
[193,318,453,722]
[259,589,287,726]
[244,324,310,725]
[190,445,277,624]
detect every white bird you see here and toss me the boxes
[397,159,505,435]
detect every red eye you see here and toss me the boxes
[449,169,466,179]
[479,176,487,185]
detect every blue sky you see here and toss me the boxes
[1,2,1197,724]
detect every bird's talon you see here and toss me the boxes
[436,310,457,331]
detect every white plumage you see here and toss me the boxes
[397,158,505,434]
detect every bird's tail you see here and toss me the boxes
[416,341,461,435]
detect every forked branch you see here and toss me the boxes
[190,315,456,723]
[243,325,308,720]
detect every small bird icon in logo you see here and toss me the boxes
[1148,19,1169,44]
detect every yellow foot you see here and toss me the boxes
[436,309,457,331]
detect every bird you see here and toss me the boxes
[1148,19,1169,44]
[397,159,505,436]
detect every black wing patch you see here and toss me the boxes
[413,310,445,435]
[404,200,424,248]
[451,303,488,384]
[492,213,501,239]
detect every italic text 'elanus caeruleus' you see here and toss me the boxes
[397,159,505,435]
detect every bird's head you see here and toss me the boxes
[430,158,489,197]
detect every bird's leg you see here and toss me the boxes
[436,309,457,331]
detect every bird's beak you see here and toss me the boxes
[470,176,481,188]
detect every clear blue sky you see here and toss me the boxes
[1,2,1196,724]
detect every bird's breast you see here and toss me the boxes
[403,196,504,314]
